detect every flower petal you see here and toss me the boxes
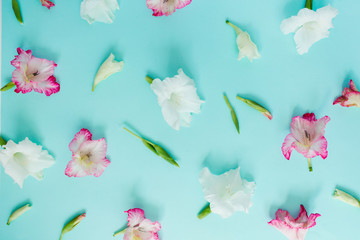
[146,0,191,16]
[125,208,146,227]
[80,0,119,24]
[40,0,55,9]
[236,31,261,62]
[92,53,124,91]
[69,129,93,153]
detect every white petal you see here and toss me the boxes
[80,0,119,24]
[150,69,204,130]
[236,31,261,62]
[92,53,124,91]
[280,8,317,34]
[293,23,330,54]
[199,167,255,218]
[0,138,55,188]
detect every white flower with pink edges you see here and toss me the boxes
[65,129,110,177]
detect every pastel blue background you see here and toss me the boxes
[1,0,360,239]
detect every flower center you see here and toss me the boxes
[79,153,92,166]
[304,130,311,145]
[26,71,39,83]
[303,21,320,30]
[13,152,28,167]
[169,93,181,107]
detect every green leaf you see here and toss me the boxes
[141,139,159,155]
[236,96,273,120]
[1,81,16,91]
[224,94,240,134]
[197,203,211,219]
[12,0,23,24]
[0,136,7,146]
[305,0,313,10]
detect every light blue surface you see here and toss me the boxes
[1,0,360,239]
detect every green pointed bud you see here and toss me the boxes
[236,96,273,120]
[1,81,16,92]
[224,94,240,134]
[7,204,32,225]
[60,213,86,240]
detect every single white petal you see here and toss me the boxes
[280,8,317,34]
[293,22,330,54]
[236,31,261,62]
[150,68,204,130]
[80,0,119,24]
[92,53,124,91]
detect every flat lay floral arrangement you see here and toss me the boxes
[1,0,360,240]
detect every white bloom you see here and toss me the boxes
[281,5,338,55]
[199,167,255,218]
[333,189,360,208]
[80,0,119,24]
[150,69,204,130]
[92,53,124,91]
[226,20,261,62]
[0,138,55,188]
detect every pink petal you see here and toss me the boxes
[146,0,192,16]
[11,48,32,68]
[349,80,358,91]
[282,134,296,160]
[65,159,89,177]
[302,113,315,122]
[125,208,146,227]
[69,129,92,153]
[40,0,55,9]
[33,76,60,96]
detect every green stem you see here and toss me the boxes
[1,81,16,91]
[123,127,143,141]
[145,76,154,84]
[307,158,313,172]
[59,233,64,240]
[113,228,127,237]
[305,0,312,10]
[197,203,211,219]
[226,20,242,35]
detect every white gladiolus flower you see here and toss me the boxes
[281,5,338,55]
[92,53,124,91]
[0,138,55,188]
[199,167,255,218]
[80,0,119,24]
[150,69,204,130]
[226,20,261,62]
[333,189,360,208]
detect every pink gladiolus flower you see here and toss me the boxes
[11,48,59,96]
[123,208,161,240]
[268,205,321,240]
[333,80,360,107]
[40,0,55,9]
[282,113,330,172]
[146,0,192,16]
[65,129,110,177]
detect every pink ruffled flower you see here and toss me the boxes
[40,0,55,9]
[65,129,110,177]
[146,0,191,16]
[11,48,59,96]
[124,208,161,240]
[282,113,330,171]
[268,205,321,240]
[333,80,360,107]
